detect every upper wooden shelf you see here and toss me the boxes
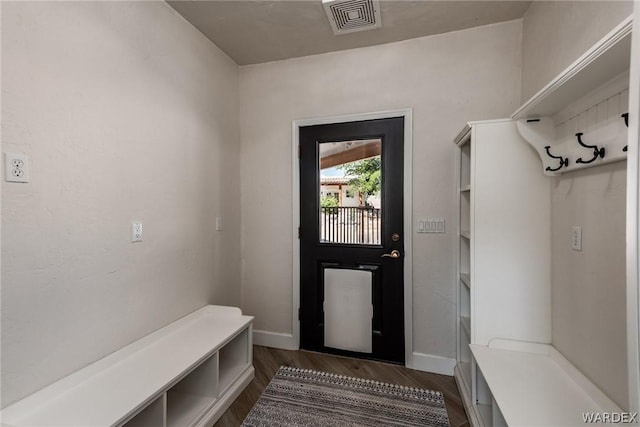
[512,16,632,121]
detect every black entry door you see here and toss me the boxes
[299,117,404,364]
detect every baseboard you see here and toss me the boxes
[409,352,456,376]
[251,331,454,375]
[253,330,298,350]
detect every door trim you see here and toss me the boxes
[291,108,414,368]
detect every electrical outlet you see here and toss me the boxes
[131,221,143,243]
[4,152,29,183]
[571,226,582,251]
[216,217,223,231]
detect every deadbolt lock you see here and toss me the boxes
[392,233,400,242]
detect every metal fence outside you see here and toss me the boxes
[320,206,381,244]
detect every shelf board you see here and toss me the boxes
[460,230,470,240]
[166,391,216,427]
[454,125,472,146]
[122,397,164,427]
[460,316,471,338]
[460,273,470,289]
[0,306,254,427]
[219,363,249,397]
[477,403,493,427]
[470,343,622,426]
[512,16,632,120]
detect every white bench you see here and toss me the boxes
[1,305,254,427]
[469,340,622,426]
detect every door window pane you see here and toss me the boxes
[319,139,381,245]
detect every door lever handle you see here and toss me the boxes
[381,250,401,259]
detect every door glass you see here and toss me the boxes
[318,139,382,245]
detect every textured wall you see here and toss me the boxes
[238,20,523,360]
[1,1,240,407]
[521,1,633,102]
[551,162,628,409]
[520,1,632,410]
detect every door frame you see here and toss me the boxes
[291,108,413,368]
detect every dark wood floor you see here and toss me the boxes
[214,345,469,427]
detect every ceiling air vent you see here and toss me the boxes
[322,0,382,35]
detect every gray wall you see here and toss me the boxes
[521,1,633,101]
[1,1,241,407]
[3,0,631,411]
[522,1,632,409]
[238,20,523,361]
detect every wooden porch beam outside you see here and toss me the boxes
[320,141,381,169]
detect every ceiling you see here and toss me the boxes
[168,1,532,66]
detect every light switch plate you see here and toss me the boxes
[131,221,143,243]
[417,218,445,234]
[571,226,582,251]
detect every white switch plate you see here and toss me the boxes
[417,218,445,234]
[4,152,29,183]
[215,217,223,231]
[571,226,582,251]
[131,221,143,243]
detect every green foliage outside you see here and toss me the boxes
[320,195,339,214]
[320,195,339,208]
[338,157,381,198]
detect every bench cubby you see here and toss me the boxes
[1,305,254,427]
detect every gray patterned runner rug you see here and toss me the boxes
[242,366,451,427]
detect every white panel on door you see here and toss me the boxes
[323,268,373,353]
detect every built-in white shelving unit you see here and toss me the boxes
[454,12,639,426]
[455,131,472,391]
[453,119,551,426]
[470,341,621,426]
[0,305,254,427]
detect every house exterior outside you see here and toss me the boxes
[320,176,380,208]
[319,176,381,244]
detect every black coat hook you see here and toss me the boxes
[622,113,629,152]
[544,146,569,172]
[575,133,605,164]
